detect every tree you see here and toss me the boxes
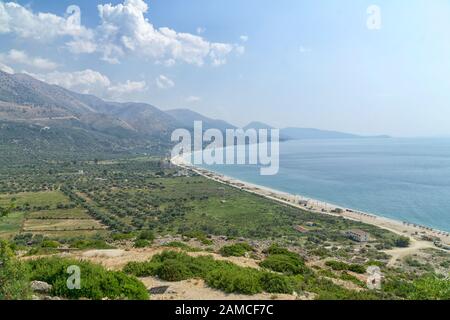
[0,201,15,218]
[394,236,410,248]
[0,241,31,300]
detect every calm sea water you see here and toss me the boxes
[200,138,450,232]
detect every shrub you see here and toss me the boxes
[394,236,410,248]
[206,264,263,295]
[325,260,349,271]
[0,241,31,300]
[156,259,193,281]
[219,243,253,257]
[41,240,60,248]
[260,272,294,294]
[71,239,114,250]
[111,233,135,241]
[138,230,155,241]
[124,250,298,295]
[123,261,159,277]
[27,257,148,300]
[134,239,151,248]
[260,253,307,275]
[348,264,366,274]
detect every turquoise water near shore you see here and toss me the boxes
[199,138,450,232]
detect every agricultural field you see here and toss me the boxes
[0,157,448,300]
[0,190,107,240]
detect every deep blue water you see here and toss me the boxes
[200,138,450,232]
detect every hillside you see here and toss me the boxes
[167,108,236,132]
[0,71,180,157]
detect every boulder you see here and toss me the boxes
[30,280,53,293]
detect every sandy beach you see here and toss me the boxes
[171,156,450,248]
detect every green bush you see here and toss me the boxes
[0,241,31,300]
[219,243,253,257]
[260,272,294,294]
[138,230,155,241]
[325,260,366,274]
[348,264,366,274]
[41,240,60,248]
[71,239,114,250]
[156,259,194,281]
[205,264,263,295]
[259,248,308,275]
[394,236,410,248]
[383,275,450,300]
[26,257,148,300]
[134,239,151,248]
[124,250,299,295]
[123,261,159,277]
[111,233,135,241]
[325,260,348,271]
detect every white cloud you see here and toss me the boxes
[0,61,13,73]
[66,39,97,54]
[209,43,234,66]
[0,0,245,67]
[96,0,240,66]
[107,80,147,98]
[240,35,249,42]
[186,96,201,103]
[0,2,93,41]
[0,50,58,70]
[196,27,205,35]
[28,68,146,100]
[30,69,111,94]
[156,75,175,89]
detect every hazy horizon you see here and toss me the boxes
[1,0,450,137]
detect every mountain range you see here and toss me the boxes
[0,70,389,158]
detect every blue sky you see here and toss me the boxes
[1,0,450,137]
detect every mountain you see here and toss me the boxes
[281,127,390,140]
[0,70,179,140]
[0,70,390,161]
[0,70,180,158]
[166,109,236,132]
[243,121,291,141]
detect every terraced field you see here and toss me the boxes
[0,190,107,240]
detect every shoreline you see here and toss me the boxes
[171,156,450,247]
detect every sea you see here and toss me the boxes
[199,138,450,232]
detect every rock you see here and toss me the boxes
[148,286,170,295]
[43,296,62,300]
[31,280,52,293]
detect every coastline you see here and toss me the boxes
[171,155,450,247]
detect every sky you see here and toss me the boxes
[1,0,450,137]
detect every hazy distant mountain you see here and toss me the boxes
[243,121,291,141]
[0,70,389,159]
[281,127,390,140]
[243,121,275,131]
[167,109,236,132]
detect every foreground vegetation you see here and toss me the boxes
[0,156,449,300]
